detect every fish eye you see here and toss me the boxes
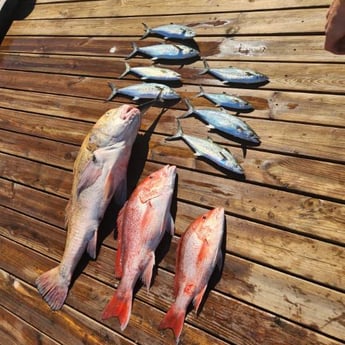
[202,215,207,220]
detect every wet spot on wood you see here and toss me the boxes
[215,38,267,58]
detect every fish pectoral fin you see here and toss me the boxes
[87,230,98,259]
[193,285,207,314]
[141,252,155,291]
[77,160,102,197]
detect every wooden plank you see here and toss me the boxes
[2,35,344,63]
[2,190,345,294]
[0,307,60,345]
[2,213,345,342]
[1,53,345,94]
[0,269,136,345]
[30,0,330,19]
[1,70,345,128]
[1,110,345,203]
[1,154,344,244]
[0,244,229,345]
[8,8,326,36]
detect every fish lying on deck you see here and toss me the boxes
[180,98,260,145]
[196,85,254,112]
[106,82,180,102]
[125,42,199,61]
[36,104,143,311]
[141,23,196,40]
[159,207,225,343]
[119,62,181,82]
[102,165,176,330]
[199,58,269,85]
[166,119,244,175]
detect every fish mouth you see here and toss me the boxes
[120,104,141,121]
[210,207,225,220]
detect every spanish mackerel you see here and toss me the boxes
[166,120,244,175]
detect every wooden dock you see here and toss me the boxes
[1,1,345,344]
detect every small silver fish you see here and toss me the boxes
[199,59,268,85]
[166,119,244,175]
[106,82,180,102]
[179,99,260,145]
[119,62,181,82]
[126,42,199,61]
[196,85,253,112]
[141,22,196,40]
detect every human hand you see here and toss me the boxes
[324,0,345,54]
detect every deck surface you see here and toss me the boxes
[1,1,345,345]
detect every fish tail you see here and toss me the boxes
[102,289,133,331]
[106,82,118,101]
[159,304,186,344]
[140,22,151,40]
[178,98,194,119]
[198,58,210,75]
[125,42,139,60]
[118,61,131,79]
[195,84,206,98]
[165,119,183,141]
[35,266,68,310]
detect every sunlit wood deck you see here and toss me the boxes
[1,1,345,344]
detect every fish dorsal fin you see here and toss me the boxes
[115,201,127,278]
[206,136,214,143]
[174,233,185,298]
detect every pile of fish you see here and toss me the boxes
[35,22,269,344]
[107,22,268,176]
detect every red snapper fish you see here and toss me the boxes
[102,165,177,330]
[159,207,225,343]
[36,104,142,310]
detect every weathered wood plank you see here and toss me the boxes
[2,35,344,63]
[8,8,325,36]
[30,0,330,19]
[2,214,345,342]
[0,307,60,345]
[0,269,137,345]
[1,155,344,244]
[1,70,345,128]
[1,109,345,202]
[0,243,229,345]
[1,53,345,94]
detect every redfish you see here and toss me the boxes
[36,105,142,310]
[102,165,177,330]
[159,207,225,343]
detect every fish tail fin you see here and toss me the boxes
[140,22,151,40]
[195,84,206,98]
[35,266,68,310]
[178,98,194,119]
[165,119,183,141]
[159,304,185,343]
[118,62,131,79]
[102,289,133,331]
[106,82,118,101]
[125,42,139,60]
[198,58,210,75]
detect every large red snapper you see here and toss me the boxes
[36,104,142,310]
[102,165,177,330]
[159,207,225,343]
